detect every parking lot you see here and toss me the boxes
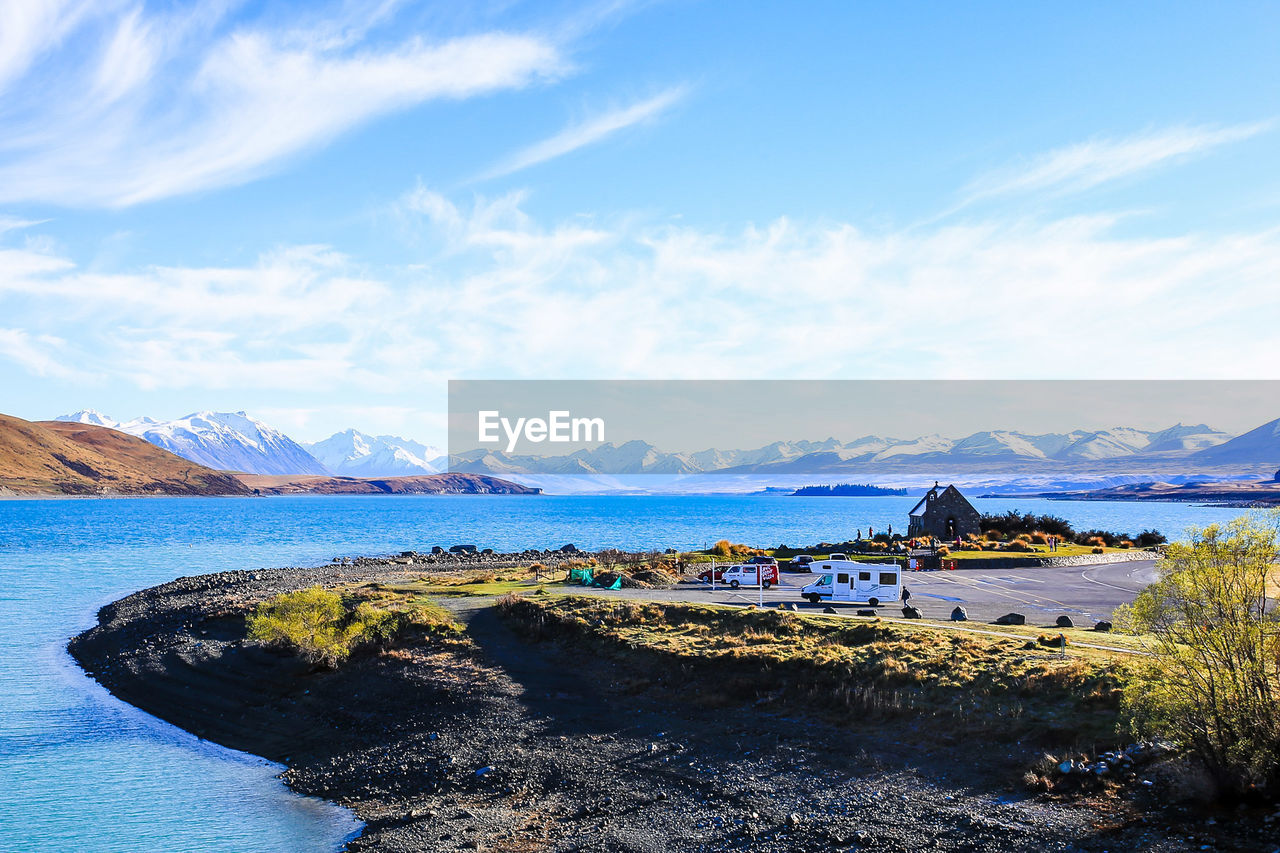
[603,558,1158,628]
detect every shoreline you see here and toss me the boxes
[68,551,1274,852]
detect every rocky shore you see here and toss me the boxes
[69,552,1277,852]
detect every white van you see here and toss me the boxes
[718,563,780,589]
[801,562,902,606]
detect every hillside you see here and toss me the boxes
[234,472,541,495]
[0,415,250,496]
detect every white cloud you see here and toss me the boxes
[0,328,84,379]
[963,122,1272,203]
[4,191,1280,415]
[0,4,565,206]
[475,85,687,181]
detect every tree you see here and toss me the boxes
[1118,512,1280,797]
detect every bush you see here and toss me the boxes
[1135,529,1168,547]
[248,586,378,667]
[246,586,450,667]
[1118,513,1280,798]
[980,511,1075,540]
[1075,529,1119,548]
[1029,531,1050,545]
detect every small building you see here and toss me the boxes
[907,482,981,540]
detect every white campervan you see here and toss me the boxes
[801,562,902,606]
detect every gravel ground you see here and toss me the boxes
[68,553,1279,852]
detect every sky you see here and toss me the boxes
[1,0,1279,445]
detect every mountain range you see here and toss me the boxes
[0,414,250,496]
[50,409,1280,492]
[56,411,444,477]
[450,422,1254,475]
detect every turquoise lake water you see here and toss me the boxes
[0,494,1263,851]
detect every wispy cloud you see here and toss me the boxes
[0,4,565,207]
[962,121,1272,203]
[475,85,687,181]
[5,189,1280,407]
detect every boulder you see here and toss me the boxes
[1056,615,1075,628]
[823,606,838,614]
[449,544,478,554]
[901,606,922,619]
[431,546,445,555]
[856,609,877,617]
[950,606,967,622]
[560,543,579,553]
[995,612,1026,626]
[1092,620,1113,632]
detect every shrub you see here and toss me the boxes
[1075,529,1119,548]
[246,586,455,667]
[1029,531,1050,545]
[247,586,386,667]
[936,545,950,556]
[980,511,1075,540]
[1119,513,1280,798]
[1005,540,1033,552]
[1135,529,1168,548]
[1091,546,1105,554]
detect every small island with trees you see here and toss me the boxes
[791,483,907,496]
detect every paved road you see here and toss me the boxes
[585,559,1158,628]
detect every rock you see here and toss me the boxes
[475,765,494,776]
[785,602,799,611]
[1059,760,1074,774]
[786,813,801,827]
[950,606,967,621]
[901,606,922,619]
[1056,615,1074,628]
[995,612,1025,626]
[560,543,579,553]
[1093,620,1113,632]
[450,544,478,554]
[856,608,876,617]
[823,606,838,614]
[431,546,445,554]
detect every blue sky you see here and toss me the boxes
[1,0,1278,444]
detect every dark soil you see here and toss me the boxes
[68,560,1280,852]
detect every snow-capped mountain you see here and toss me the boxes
[1193,417,1280,463]
[304,429,446,477]
[55,410,328,475]
[57,409,117,427]
[451,417,1274,477]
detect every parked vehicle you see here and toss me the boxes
[789,555,815,571]
[828,553,849,561]
[747,555,778,567]
[801,562,903,606]
[697,565,728,583]
[716,563,780,589]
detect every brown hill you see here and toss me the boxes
[0,414,250,496]
[235,473,541,496]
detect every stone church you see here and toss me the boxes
[907,482,981,540]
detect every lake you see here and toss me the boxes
[0,494,1261,851]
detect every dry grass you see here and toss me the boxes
[500,596,1132,745]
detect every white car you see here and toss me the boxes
[802,562,902,607]
[828,553,849,561]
